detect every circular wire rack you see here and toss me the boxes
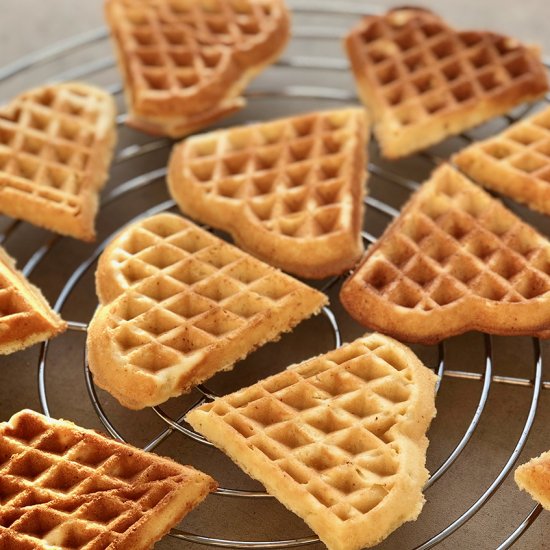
[1,1,549,548]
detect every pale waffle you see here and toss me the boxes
[340,165,550,344]
[0,409,217,549]
[0,247,65,355]
[0,82,116,241]
[345,7,549,158]
[186,333,437,550]
[87,213,327,409]
[453,105,550,215]
[515,450,550,510]
[168,108,368,279]
[105,0,290,137]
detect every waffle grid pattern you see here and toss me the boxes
[107,0,289,135]
[179,110,362,239]
[114,0,277,94]
[201,340,408,519]
[187,334,437,550]
[341,166,550,343]
[169,109,367,278]
[0,248,65,355]
[0,85,111,212]
[357,169,550,309]
[88,213,326,408]
[0,411,214,549]
[109,216,321,370]
[0,266,44,338]
[345,8,548,157]
[454,105,550,214]
[358,13,532,125]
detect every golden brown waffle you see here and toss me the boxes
[168,108,368,279]
[87,213,327,409]
[515,450,550,510]
[187,333,437,550]
[453,105,550,215]
[0,409,216,549]
[345,7,549,159]
[0,82,116,241]
[340,165,550,344]
[0,247,65,355]
[105,0,290,137]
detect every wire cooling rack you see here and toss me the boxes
[1,1,549,549]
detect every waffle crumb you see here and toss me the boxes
[515,450,550,510]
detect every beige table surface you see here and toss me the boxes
[1,1,550,550]
[1,0,549,65]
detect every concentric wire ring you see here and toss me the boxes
[0,2,547,547]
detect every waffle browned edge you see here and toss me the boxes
[186,333,438,550]
[339,164,550,344]
[452,110,550,216]
[515,450,550,510]
[87,214,328,410]
[0,83,117,242]
[104,0,291,138]
[0,248,66,355]
[344,8,549,159]
[167,109,368,279]
[453,151,550,217]
[0,410,217,549]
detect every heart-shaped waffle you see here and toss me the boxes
[340,165,550,344]
[105,0,290,137]
[186,333,437,550]
[0,247,65,354]
[168,108,369,279]
[87,213,327,409]
[0,410,217,549]
[453,105,550,215]
[345,7,549,158]
[515,449,550,510]
[0,82,116,241]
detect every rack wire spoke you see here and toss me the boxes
[152,405,214,447]
[169,530,319,548]
[414,338,543,549]
[0,220,20,245]
[496,504,544,550]
[426,335,493,489]
[434,342,445,393]
[0,27,108,82]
